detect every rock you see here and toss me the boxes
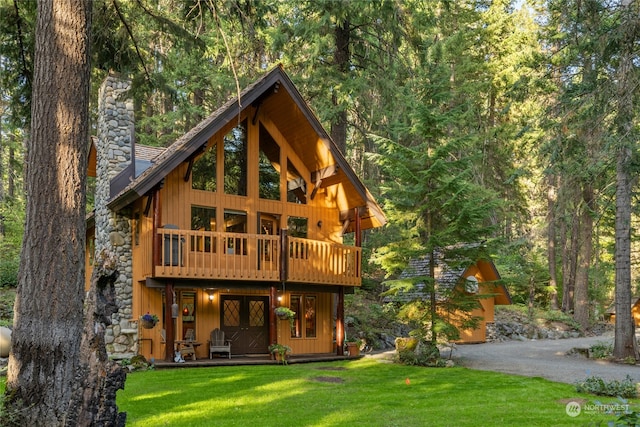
[0,326,11,357]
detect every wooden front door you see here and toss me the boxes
[221,295,269,354]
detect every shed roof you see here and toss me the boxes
[386,249,511,305]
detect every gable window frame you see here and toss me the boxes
[191,141,217,192]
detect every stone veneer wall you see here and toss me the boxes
[95,75,137,358]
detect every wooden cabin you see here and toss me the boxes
[605,297,640,327]
[87,66,386,361]
[387,252,511,343]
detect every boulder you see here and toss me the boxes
[0,327,11,357]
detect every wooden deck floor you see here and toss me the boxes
[152,353,358,368]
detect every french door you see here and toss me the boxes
[220,295,269,354]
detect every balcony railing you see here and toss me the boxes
[155,228,361,286]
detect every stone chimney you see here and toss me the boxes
[95,74,137,358]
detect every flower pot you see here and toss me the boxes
[346,342,360,357]
[141,319,157,329]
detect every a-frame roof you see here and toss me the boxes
[105,65,385,231]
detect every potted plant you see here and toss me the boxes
[140,313,159,329]
[268,343,292,365]
[345,338,362,357]
[274,306,296,328]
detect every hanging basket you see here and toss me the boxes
[141,319,157,329]
[274,307,295,321]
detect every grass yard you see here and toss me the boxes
[112,357,636,427]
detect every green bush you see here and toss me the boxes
[575,375,638,398]
[589,341,613,359]
[0,257,19,288]
[395,340,443,367]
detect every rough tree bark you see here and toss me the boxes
[574,186,593,330]
[3,0,93,424]
[331,18,350,155]
[66,250,126,427]
[546,175,558,310]
[613,0,639,361]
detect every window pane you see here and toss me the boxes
[287,160,306,204]
[290,295,302,338]
[288,216,308,238]
[305,296,316,338]
[224,121,247,196]
[191,206,216,253]
[259,124,280,200]
[224,210,247,255]
[192,143,216,191]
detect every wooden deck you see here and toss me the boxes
[155,228,361,286]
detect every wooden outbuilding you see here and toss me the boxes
[86,66,386,361]
[605,297,640,327]
[387,251,511,343]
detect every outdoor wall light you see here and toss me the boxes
[209,293,214,302]
[317,220,322,228]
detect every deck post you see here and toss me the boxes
[269,285,278,346]
[354,207,362,248]
[152,188,162,276]
[336,286,345,356]
[164,282,175,362]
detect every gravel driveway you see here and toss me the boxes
[448,332,640,385]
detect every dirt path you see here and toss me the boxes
[448,332,640,385]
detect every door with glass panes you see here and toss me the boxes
[220,295,269,354]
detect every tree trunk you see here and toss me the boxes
[574,186,593,330]
[331,19,350,154]
[562,211,578,313]
[547,175,558,310]
[66,251,127,426]
[613,1,639,361]
[3,0,92,424]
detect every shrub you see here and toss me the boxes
[575,375,638,398]
[395,340,443,367]
[589,341,613,359]
[0,258,19,288]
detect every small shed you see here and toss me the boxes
[386,251,511,343]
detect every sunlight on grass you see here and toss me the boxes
[116,360,639,427]
[127,389,181,402]
[1,358,637,426]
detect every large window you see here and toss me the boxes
[192,143,217,191]
[224,121,247,196]
[259,124,281,200]
[224,210,247,255]
[286,160,306,204]
[191,206,216,253]
[290,294,316,338]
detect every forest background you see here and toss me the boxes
[1,0,639,355]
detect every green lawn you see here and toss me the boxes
[111,358,637,427]
[0,358,635,426]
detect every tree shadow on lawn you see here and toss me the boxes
[117,358,629,427]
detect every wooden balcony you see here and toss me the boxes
[155,228,361,287]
